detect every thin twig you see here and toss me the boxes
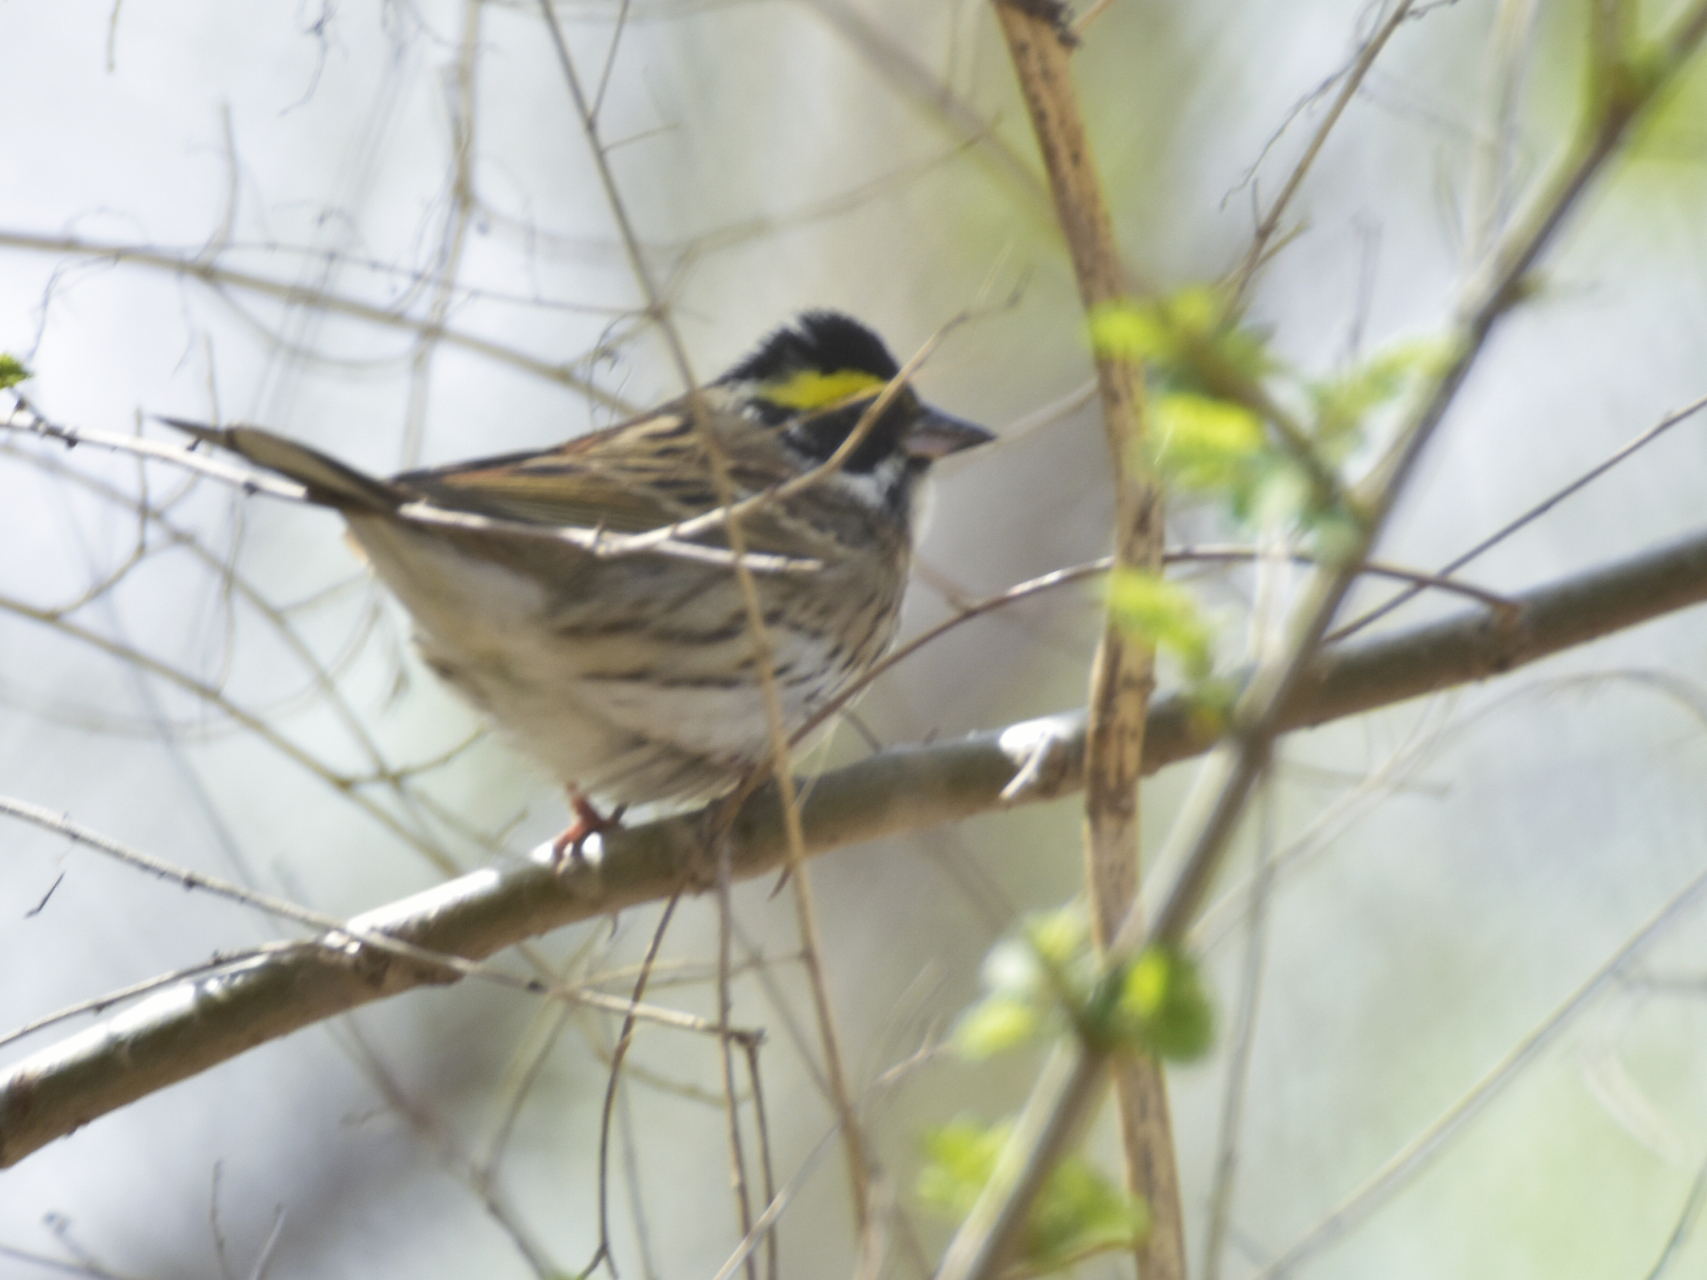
[794,546,1513,752]
[589,894,684,1279]
[0,230,631,407]
[334,1019,560,1279]
[1253,847,1707,1279]
[799,0,1055,224]
[1329,387,1707,642]
[746,1035,782,1280]
[0,945,293,1053]
[0,796,527,992]
[397,0,485,467]
[716,832,761,1280]
[1228,0,1419,304]
[3,405,825,574]
[1202,773,1276,1280]
[532,0,874,1230]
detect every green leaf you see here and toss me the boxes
[954,996,1040,1060]
[1106,569,1213,679]
[918,1119,1002,1218]
[1088,300,1175,364]
[1026,1151,1151,1273]
[1152,392,1266,492]
[1026,904,1090,970]
[953,910,1094,1060]
[1167,283,1223,333]
[919,1119,1149,1275]
[0,354,31,391]
[1119,946,1215,1062]
[1308,338,1451,455]
[1089,287,1274,387]
[1245,456,1313,528]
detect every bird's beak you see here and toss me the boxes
[900,407,996,461]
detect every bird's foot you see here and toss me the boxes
[550,791,627,871]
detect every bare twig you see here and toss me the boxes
[0,796,714,1038]
[396,0,485,468]
[334,1020,560,1279]
[796,545,1514,751]
[1253,846,1707,1279]
[0,230,630,407]
[1330,387,1707,642]
[799,0,1055,224]
[716,835,761,1280]
[1,407,824,574]
[533,0,873,1230]
[589,894,684,1279]
[1202,775,1276,1280]
[1228,0,1419,304]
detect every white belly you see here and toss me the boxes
[343,513,891,805]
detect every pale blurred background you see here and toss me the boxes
[4,2,1707,1278]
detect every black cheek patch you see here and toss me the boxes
[784,401,911,473]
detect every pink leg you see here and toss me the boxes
[550,789,627,867]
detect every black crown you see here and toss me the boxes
[720,311,901,385]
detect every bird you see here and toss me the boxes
[165,312,993,855]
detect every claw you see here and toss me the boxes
[549,790,626,870]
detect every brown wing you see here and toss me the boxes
[167,405,831,555]
[394,404,811,549]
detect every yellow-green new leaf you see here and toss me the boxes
[1152,392,1266,492]
[1309,338,1453,453]
[1026,1153,1151,1273]
[1025,903,1091,970]
[1121,946,1215,1062]
[954,995,1041,1060]
[1107,569,1213,678]
[1088,300,1174,364]
[920,1120,1149,1276]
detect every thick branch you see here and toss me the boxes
[5,526,1707,1167]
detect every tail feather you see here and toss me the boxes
[160,417,403,512]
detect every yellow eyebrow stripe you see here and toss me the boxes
[759,369,888,410]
